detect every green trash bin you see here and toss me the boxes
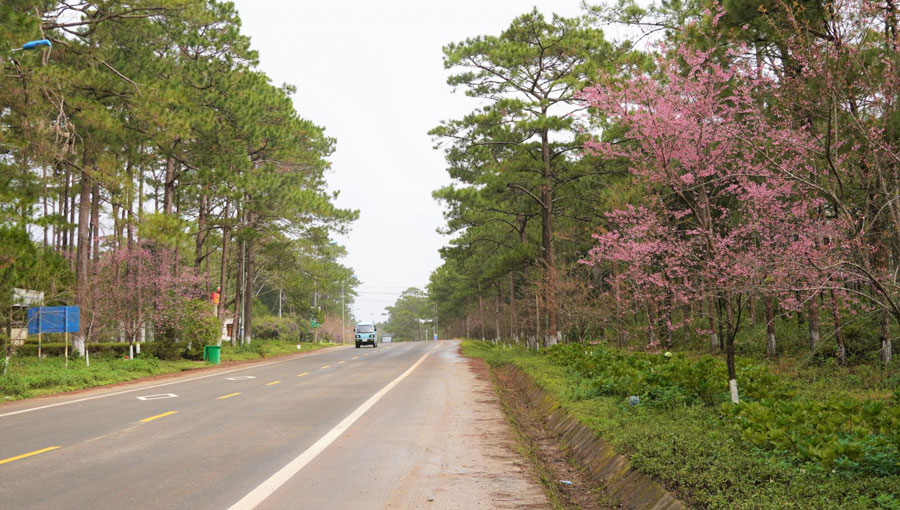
[204,345,221,365]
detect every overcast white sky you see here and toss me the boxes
[231,0,587,322]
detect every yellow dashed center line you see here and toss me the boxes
[352,356,359,360]
[363,354,369,356]
[0,446,61,465]
[265,381,281,386]
[140,411,177,423]
[297,372,309,377]
[218,392,241,400]
[320,365,330,369]
[338,361,346,364]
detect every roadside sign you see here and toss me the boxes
[12,288,43,306]
[26,306,79,334]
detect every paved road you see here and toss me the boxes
[0,340,547,509]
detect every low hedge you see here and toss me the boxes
[15,342,134,357]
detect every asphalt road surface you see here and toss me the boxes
[0,340,547,509]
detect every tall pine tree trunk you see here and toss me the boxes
[479,291,486,342]
[242,218,255,346]
[111,201,120,251]
[126,164,135,249]
[69,175,76,270]
[509,272,518,342]
[195,191,208,268]
[42,166,48,247]
[75,149,93,344]
[495,285,501,343]
[90,180,100,265]
[217,202,231,334]
[61,165,70,252]
[232,208,243,348]
[540,128,556,346]
[163,156,175,215]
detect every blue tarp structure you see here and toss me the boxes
[27,306,80,334]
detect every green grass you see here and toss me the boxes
[462,340,900,510]
[219,340,335,361]
[0,340,336,400]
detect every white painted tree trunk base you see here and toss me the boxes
[729,379,740,404]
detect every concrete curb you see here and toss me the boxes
[501,365,686,510]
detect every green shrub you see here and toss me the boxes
[16,343,132,357]
[154,299,220,360]
[254,315,301,340]
[143,338,182,360]
[178,300,220,359]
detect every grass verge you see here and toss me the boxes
[0,340,336,400]
[462,340,900,510]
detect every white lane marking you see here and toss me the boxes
[136,393,179,401]
[226,376,257,381]
[0,346,352,419]
[227,342,441,510]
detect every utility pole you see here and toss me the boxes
[278,288,282,318]
[341,280,345,344]
[433,302,438,341]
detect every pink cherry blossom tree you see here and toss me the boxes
[761,0,900,363]
[90,242,206,357]
[580,34,844,402]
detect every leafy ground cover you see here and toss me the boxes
[462,340,900,510]
[0,341,335,400]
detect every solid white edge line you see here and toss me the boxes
[227,342,441,510]
[0,345,352,419]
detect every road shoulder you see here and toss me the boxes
[256,340,549,509]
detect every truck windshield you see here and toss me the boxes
[356,324,374,333]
